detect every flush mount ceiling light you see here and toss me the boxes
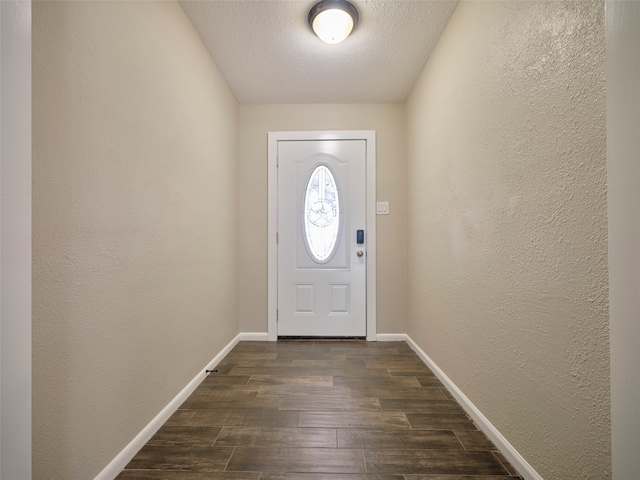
[308,0,359,44]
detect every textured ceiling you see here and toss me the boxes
[179,0,458,104]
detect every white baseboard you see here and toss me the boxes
[375,333,407,342]
[94,333,243,480]
[404,335,542,480]
[238,332,269,341]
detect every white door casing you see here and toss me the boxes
[268,131,376,341]
[1,1,33,478]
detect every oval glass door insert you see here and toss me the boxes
[304,165,341,262]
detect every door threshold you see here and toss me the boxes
[278,336,366,342]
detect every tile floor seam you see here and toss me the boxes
[222,445,236,473]
[451,429,468,451]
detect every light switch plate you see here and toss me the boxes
[376,202,389,215]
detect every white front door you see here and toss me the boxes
[277,139,367,337]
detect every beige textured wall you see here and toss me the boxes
[239,104,406,334]
[32,2,239,479]
[406,1,609,479]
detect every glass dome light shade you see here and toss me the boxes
[308,0,359,45]
[312,9,354,44]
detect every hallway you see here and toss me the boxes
[117,341,522,479]
[20,1,620,477]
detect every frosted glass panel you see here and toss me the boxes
[304,165,340,262]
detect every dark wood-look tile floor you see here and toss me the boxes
[117,341,523,480]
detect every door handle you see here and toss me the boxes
[357,250,364,257]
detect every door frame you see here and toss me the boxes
[1,1,33,477]
[268,131,376,341]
